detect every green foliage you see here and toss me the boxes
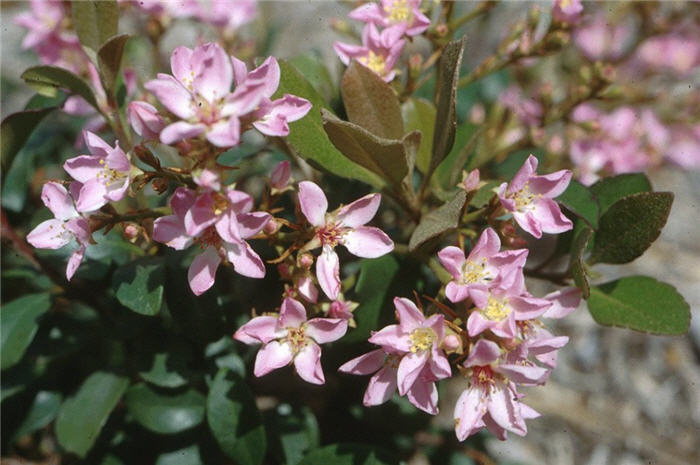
[409,190,467,251]
[265,405,320,465]
[590,192,673,264]
[12,391,62,440]
[71,0,120,62]
[97,34,130,96]
[340,61,404,140]
[125,383,205,434]
[55,371,129,458]
[1,293,52,370]
[402,98,436,174]
[0,106,57,172]
[322,110,419,189]
[21,66,99,110]
[569,227,592,299]
[558,179,599,229]
[274,60,383,188]
[589,173,651,215]
[289,54,337,106]
[112,257,166,316]
[155,445,203,465]
[298,443,395,465]
[207,368,267,465]
[588,276,690,334]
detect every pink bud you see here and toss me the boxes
[127,101,165,140]
[263,219,279,235]
[462,169,480,192]
[298,253,314,269]
[193,169,221,191]
[123,223,141,242]
[442,334,461,352]
[270,161,291,189]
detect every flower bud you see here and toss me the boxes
[122,223,142,243]
[435,23,448,38]
[441,334,462,353]
[278,263,292,279]
[270,160,291,189]
[127,101,165,140]
[263,219,279,235]
[461,169,480,192]
[298,253,314,269]
[193,168,221,191]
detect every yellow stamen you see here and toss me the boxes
[410,327,436,353]
[483,297,510,321]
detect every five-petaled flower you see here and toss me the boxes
[498,155,573,238]
[298,181,394,300]
[234,297,348,384]
[334,24,406,81]
[348,0,431,37]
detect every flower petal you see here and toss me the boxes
[224,241,265,279]
[279,297,307,328]
[26,219,70,249]
[363,365,398,406]
[294,342,325,384]
[469,227,501,260]
[298,181,327,227]
[41,182,77,220]
[394,297,424,332]
[316,246,340,300]
[66,246,85,281]
[75,179,108,213]
[397,351,428,395]
[63,155,103,184]
[454,387,487,441]
[187,246,221,295]
[254,340,293,377]
[145,74,195,119]
[532,198,573,235]
[236,212,270,239]
[437,246,466,279]
[464,339,501,368]
[342,226,393,258]
[338,349,386,375]
[337,193,381,228]
[305,318,347,344]
[160,121,206,145]
[235,315,285,345]
[407,378,439,415]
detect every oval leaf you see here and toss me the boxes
[1,293,52,370]
[409,190,467,251]
[341,60,404,139]
[125,383,205,434]
[1,107,56,172]
[112,258,165,316]
[590,192,673,264]
[402,98,436,173]
[590,173,651,215]
[558,179,599,229]
[12,391,62,440]
[274,60,383,188]
[588,276,690,335]
[21,66,99,110]
[98,34,130,97]
[55,371,129,458]
[72,0,119,61]
[207,368,266,465]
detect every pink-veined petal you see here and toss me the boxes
[279,297,307,328]
[192,43,233,103]
[298,181,327,227]
[153,216,191,250]
[342,226,393,258]
[145,74,195,119]
[397,351,428,395]
[394,297,425,332]
[224,241,265,278]
[469,227,501,260]
[543,287,581,319]
[454,387,487,441]
[339,349,386,375]
[437,246,466,279]
[236,212,270,239]
[294,342,325,385]
[26,219,70,249]
[368,324,411,353]
[316,246,340,300]
[41,182,77,220]
[464,339,501,368]
[532,198,573,235]
[306,318,347,344]
[160,121,206,145]
[234,315,284,345]
[363,365,398,406]
[63,155,102,184]
[66,246,85,281]
[337,193,381,228]
[187,246,221,295]
[254,340,293,377]
[407,378,439,415]
[75,179,108,213]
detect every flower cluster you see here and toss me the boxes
[334,0,430,81]
[124,0,258,33]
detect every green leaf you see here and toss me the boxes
[470,180,500,208]
[134,335,193,388]
[340,61,404,139]
[402,98,436,173]
[557,180,599,229]
[55,371,129,458]
[322,109,419,188]
[343,255,400,344]
[12,391,63,439]
[125,383,205,434]
[588,276,690,335]
[432,122,479,193]
[112,257,165,316]
[409,190,467,251]
[431,36,467,174]
[98,34,130,97]
[1,293,52,370]
[207,368,266,465]
[590,192,673,264]
[274,60,383,188]
[72,0,119,61]
[1,107,56,172]
[298,443,394,465]
[21,66,99,110]
[289,54,337,105]
[590,173,651,215]
[155,445,203,465]
[569,227,592,299]
[265,405,319,465]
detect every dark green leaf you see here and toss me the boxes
[98,34,130,96]
[298,443,395,465]
[402,98,436,173]
[72,0,119,61]
[431,36,467,174]
[432,122,479,194]
[1,293,52,370]
[590,173,651,215]
[322,110,418,188]
[125,383,205,434]
[340,60,404,139]
[134,336,193,388]
[13,391,62,439]
[343,255,400,344]
[1,107,56,172]
[289,54,337,105]
[274,60,383,188]
[588,276,690,335]
[265,405,319,465]
[155,444,203,465]
[558,180,599,229]
[207,368,266,465]
[55,371,129,458]
[409,190,467,251]
[21,66,98,110]
[590,192,673,264]
[112,257,165,316]
[569,227,592,299]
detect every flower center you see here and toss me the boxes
[210,193,229,216]
[559,0,572,9]
[385,0,413,23]
[460,258,492,285]
[97,159,126,187]
[410,327,436,353]
[197,226,221,248]
[286,326,307,351]
[317,222,346,248]
[385,353,401,369]
[483,297,510,321]
[194,97,222,125]
[511,182,541,212]
[472,365,495,386]
[360,51,387,75]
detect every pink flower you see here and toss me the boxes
[466,285,551,339]
[14,0,75,50]
[517,323,569,369]
[438,228,528,306]
[26,182,90,280]
[270,160,291,190]
[542,287,581,319]
[552,0,583,24]
[367,298,451,403]
[453,339,543,441]
[63,131,131,213]
[127,101,166,140]
[298,181,394,300]
[499,86,542,126]
[461,169,480,192]
[145,43,267,147]
[348,0,431,37]
[339,349,401,406]
[334,24,405,82]
[230,57,312,137]
[498,155,573,239]
[573,14,634,61]
[195,0,258,30]
[234,297,347,384]
[636,34,699,75]
[152,187,271,295]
